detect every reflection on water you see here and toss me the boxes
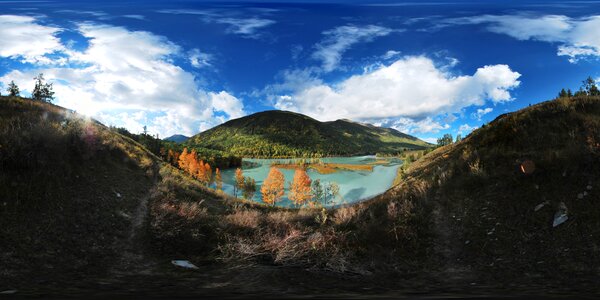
[218,156,402,207]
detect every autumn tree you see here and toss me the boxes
[7,81,19,97]
[215,168,223,191]
[234,168,244,197]
[178,148,190,171]
[289,169,312,207]
[261,167,285,206]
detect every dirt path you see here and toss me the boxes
[111,164,160,276]
[431,191,473,285]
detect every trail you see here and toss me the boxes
[431,191,474,285]
[111,164,160,276]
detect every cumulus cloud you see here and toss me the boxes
[312,25,395,72]
[274,56,521,124]
[445,14,600,62]
[0,15,64,64]
[0,16,244,137]
[472,107,493,120]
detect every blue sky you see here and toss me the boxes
[1,1,600,142]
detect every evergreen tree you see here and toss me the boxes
[455,134,462,143]
[558,88,568,98]
[7,81,19,97]
[567,89,573,97]
[31,73,54,102]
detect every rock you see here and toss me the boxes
[0,290,17,294]
[577,193,584,200]
[116,192,122,198]
[587,185,593,190]
[534,201,548,212]
[172,260,198,269]
[465,240,470,245]
[553,202,568,227]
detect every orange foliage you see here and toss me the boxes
[234,168,244,197]
[261,167,285,206]
[177,147,213,185]
[289,169,312,207]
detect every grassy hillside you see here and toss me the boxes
[2,95,599,296]
[150,95,600,293]
[188,110,431,157]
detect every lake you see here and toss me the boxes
[218,156,402,207]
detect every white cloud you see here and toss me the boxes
[312,25,395,72]
[389,117,450,134]
[274,56,521,124]
[382,50,402,60]
[0,18,244,137]
[445,14,600,62]
[156,9,275,38]
[0,15,65,64]
[472,107,493,120]
[216,17,275,37]
[188,48,212,68]
[458,124,478,134]
[122,14,145,20]
[209,91,245,119]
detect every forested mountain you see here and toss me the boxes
[188,110,431,157]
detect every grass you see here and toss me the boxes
[3,95,600,295]
[271,162,374,174]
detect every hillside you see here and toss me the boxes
[2,95,600,296]
[163,134,189,143]
[188,110,431,157]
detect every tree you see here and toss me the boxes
[455,134,462,143]
[567,89,573,97]
[324,182,340,205]
[261,167,285,206]
[311,179,325,206]
[31,73,54,102]
[581,76,600,96]
[178,148,190,171]
[234,168,244,197]
[7,81,19,97]
[242,177,256,199]
[558,88,568,98]
[289,169,312,207]
[215,168,223,191]
[437,133,453,147]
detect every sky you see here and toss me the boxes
[1,1,600,143]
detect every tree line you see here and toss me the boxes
[558,76,600,98]
[2,74,55,102]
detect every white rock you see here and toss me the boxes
[172,260,198,269]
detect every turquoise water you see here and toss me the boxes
[218,156,402,207]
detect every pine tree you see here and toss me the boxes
[289,169,312,207]
[261,167,285,206]
[558,88,568,98]
[31,73,54,102]
[7,81,19,97]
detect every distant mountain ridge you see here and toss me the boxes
[188,110,431,157]
[164,134,189,143]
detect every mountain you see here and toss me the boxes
[188,110,431,157]
[164,134,189,143]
